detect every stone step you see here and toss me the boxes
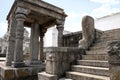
[77,60,109,67]
[82,54,108,60]
[59,78,72,80]
[90,42,107,50]
[97,38,120,42]
[103,28,120,34]
[86,50,107,55]
[100,34,120,39]
[66,71,110,80]
[72,65,109,76]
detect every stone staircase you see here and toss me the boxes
[64,28,120,80]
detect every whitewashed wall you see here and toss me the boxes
[95,12,120,31]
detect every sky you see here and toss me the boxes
[0,0,120,37]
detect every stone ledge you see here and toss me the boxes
[0,62,45,80]
[38,72,57,80]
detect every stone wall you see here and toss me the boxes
[63,31,82,47]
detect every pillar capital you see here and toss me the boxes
[56,19,65,47]
[15,7,31,16]
[56,26,64,32]
[40,27,47,37]
[15,13,26,21]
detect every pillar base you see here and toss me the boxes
[38,72,57,80]
[12,62,25,68]
[6,61,12,66]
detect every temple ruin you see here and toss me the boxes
[0,0,120,80]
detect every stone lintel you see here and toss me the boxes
[38,72,57,80]
[7,0,67,24]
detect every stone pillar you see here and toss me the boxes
[30,22,40,64]
[56,19,65,47]
[107,41,120,80]
[6,18,16,66]
[12,13,26,68]
[39,27,47,61]
[79,15,95,49]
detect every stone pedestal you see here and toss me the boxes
[38,72,57,80]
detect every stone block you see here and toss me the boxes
[1,69,14,79]
[15,68,31,78]
[38,72,57,80]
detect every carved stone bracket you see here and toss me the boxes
[107,40,120,65]
[15,7,31,16]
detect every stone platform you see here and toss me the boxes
[0,61,45,80]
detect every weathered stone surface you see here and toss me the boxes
[56,19,65,47]
[39,27,47,61]
[38,72,57,80]
[63,29,102,47]
[30,22,40,64]
[107,41,120,64]
[12,13,27,68]
[107,41,120,80]
[6,18,16,66]
[0,62,44,80]
[79,15,95,49]
[44,47,84,77]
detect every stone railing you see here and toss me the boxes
[107,40,120,80]
[38,47,85,80]
[63,29,102,47]
[63,31,82,47]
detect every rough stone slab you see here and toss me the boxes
[77,60,109,67]
[59,78,72,80]
[0,62,44,80]
[72,65,109,76]
[38,72,57,80]
[66,71,110,80]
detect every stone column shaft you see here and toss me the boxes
[56,25,64,47]
[39,27,47,61]
[12,14,26,67]
[6,18,16,66]
[30,22,39,64]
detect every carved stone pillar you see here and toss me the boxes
[79,15,95,49]
[39,27,47,61]
[6,18,16,66]
[12,13,26,68]
[56,19,64,47]
[30,22,40,64]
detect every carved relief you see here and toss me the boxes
[107,41,120,64]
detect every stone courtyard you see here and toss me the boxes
[0,0,120,80]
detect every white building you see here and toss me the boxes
[95,12,120,31]
[44,26,70,47]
